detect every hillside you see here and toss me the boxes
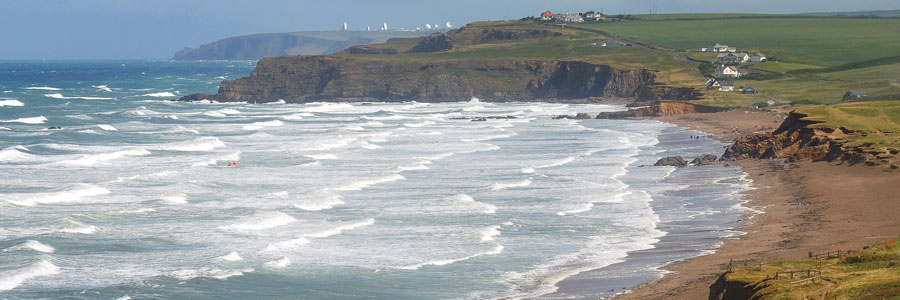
[722,101,900,167]
[714,238,900,299]
[567,15,900,106]
[172,31,427,60]
[179,21,702,103]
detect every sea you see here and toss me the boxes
[0,60,752,300]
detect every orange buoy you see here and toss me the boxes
[227,162,238,167]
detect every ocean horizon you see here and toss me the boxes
[1,60,751,300]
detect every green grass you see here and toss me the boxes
[726,238,900,300]
[572,18,900,66]
[749,62,822,73]
[336,21,704,87]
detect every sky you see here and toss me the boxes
[0,0,897,59]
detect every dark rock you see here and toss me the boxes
[177,93,215,102]
[690,154,718,165]
[47,126,62,130]
[184,54,702,103]
[596,102,724,119]
[654,156,687,167]
[553,113,593,120]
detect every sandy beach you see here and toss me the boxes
[613,109,900,300]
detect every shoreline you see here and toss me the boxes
[608,109,900,300]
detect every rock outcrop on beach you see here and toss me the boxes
[553,113,593,120]
[654,156,688,167]
[595,101,722,119]
[179,57,699,103]
[720,111,896,166]
[690,154,719,165]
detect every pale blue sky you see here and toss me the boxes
[0,0,896,59]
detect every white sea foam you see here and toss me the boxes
[44,93,114,100]
[0,127,9,130]
[92,85,113,92]
[262,237,310,252]
[292,190,345,211]
[242,120,284,130]
[490,179,532,190]
[479,225,502,242]
[460,133,516,142]
[533,156,576,169]
[170,267,254,281]
[0,260,61,291]
[59,222,98,234]
[305,154,337,160]
[161,194,188,205]
[3,240,55,253]
[282,112,313,120]
[2,116,47,124]
[0,145,39,163]
[113,296,131,300]
[263,257,292,269]
[303,218,375,238]
[396,245,504,270]
[0,99,24,107]
[162,137,225,152]
[116,208,156,214]
[219,211,297,231]
[57,149,151,166]
[5,184,110,206]
[333,174,405,191]
[394,159,432,172]
[520,167,536,174]
[2,90,11,93]
[403,120,435,128]
[448,194,497,214]
[24,86,61,91]
[96,124,117,131]
[215,251,244,262]
[139,92,176,97]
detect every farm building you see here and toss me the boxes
[719,81,735,92]
[750,53,767,63]
[715,65,746,78]
[717,52,750,63]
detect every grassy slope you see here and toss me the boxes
[334,21,703,87]
[565,15,900,106]
[572,18,900,66]
[796,101,900,158]
[726,238,900,299]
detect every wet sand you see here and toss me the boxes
[612,109,900,300]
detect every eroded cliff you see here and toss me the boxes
[595,101,722,118]
[721,111,898,166]
[187,56,698,103]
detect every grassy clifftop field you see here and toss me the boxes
[717,238,900,299]
[567,15,900,106]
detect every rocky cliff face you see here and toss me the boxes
[190,56,698,103]
[720,111,893,166]
[595,101,722,118]
[407,27,562,53]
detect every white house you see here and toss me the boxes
[717,52,750,63]
[702,43,736,52]
[718,81,735,92]
[716,65,745,78]
[585,13,606,21]
[750,53,767,63]
[563,13,584,23]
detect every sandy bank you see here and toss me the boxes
[614,109,900,300]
